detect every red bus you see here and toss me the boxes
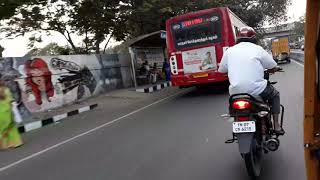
[166,7,247,87]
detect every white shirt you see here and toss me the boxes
[218,42,277,96]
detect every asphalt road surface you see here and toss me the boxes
[0,61,305,180]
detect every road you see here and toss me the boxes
[0,61,305,180]
[291,49,304,54]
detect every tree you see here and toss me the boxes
[0,0,46,20]
[71,0,129,54]
[0,45,4,57]
[122,0,190,38]
[2,0,129,54]
[2,1,80,53]
[1,0,292,55]
[223,0,292,28]
[26,43,71,56]
[118,0,292,39]
[293,15,305,37]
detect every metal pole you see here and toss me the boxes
[129,47,138,88]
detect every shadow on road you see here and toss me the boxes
[180,82,229,98]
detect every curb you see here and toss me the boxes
[136,81,172,93]
[18,104,98,133]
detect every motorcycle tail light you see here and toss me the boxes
[232,100,251,110]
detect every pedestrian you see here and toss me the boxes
[162,58,171,81]
[150,62,158,84]
[0,78,23,150]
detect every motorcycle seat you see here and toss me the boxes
[253,96,264,102]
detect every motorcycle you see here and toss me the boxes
[223,68,285,178]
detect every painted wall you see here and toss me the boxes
[0,54,133,114]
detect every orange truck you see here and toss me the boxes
[271,36,291,63]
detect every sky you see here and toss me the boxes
[287,0,307,22]
[0,0,307,58]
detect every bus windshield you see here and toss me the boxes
[171,13,222,50]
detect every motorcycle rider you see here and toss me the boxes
[218,26,284,135]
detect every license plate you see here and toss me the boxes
[193,73,208,78]
[233,121,256,133]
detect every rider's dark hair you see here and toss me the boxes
[237,37,258,44]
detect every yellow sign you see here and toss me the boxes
[193,73,208,78]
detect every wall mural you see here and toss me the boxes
[50,58,97,100]
[0,58,31,118]
[25,58,54,105]
[0,55,125,113]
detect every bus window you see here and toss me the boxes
[231,26,238,39]
[171,13,222,50]
[235,26,239,35]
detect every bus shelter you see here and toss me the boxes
[124,31,167,87]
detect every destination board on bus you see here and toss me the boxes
[171,14,222,50]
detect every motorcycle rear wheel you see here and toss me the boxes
[243,139,263,179]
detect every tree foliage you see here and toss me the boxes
[0,0,46,20]
[0,45,4,57]
[2,0,130,54]
[2,1,79,52]
[293,15,305,37]
[1,0,291,54]
[26,42,72,56]
[71,0,129,53]
[121,0,292,38]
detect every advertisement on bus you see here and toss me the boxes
[182,46,217,74]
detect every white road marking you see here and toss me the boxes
[292,59,304,67]
[0,90,186,173]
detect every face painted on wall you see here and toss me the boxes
[30,69,46,91]
[25,58,54,105]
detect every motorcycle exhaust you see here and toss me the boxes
[265,138,280,151]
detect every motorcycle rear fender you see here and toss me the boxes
[236,133,255,154]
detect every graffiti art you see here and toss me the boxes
[50,58,97,100]
[25,58,54,105]
[0,58,31,117]
[0,55,123,113]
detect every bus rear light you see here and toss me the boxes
[170,56,178,75]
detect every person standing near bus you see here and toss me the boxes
[162,58,171,81]
[0,78,23,149]
[218,26,284,135]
